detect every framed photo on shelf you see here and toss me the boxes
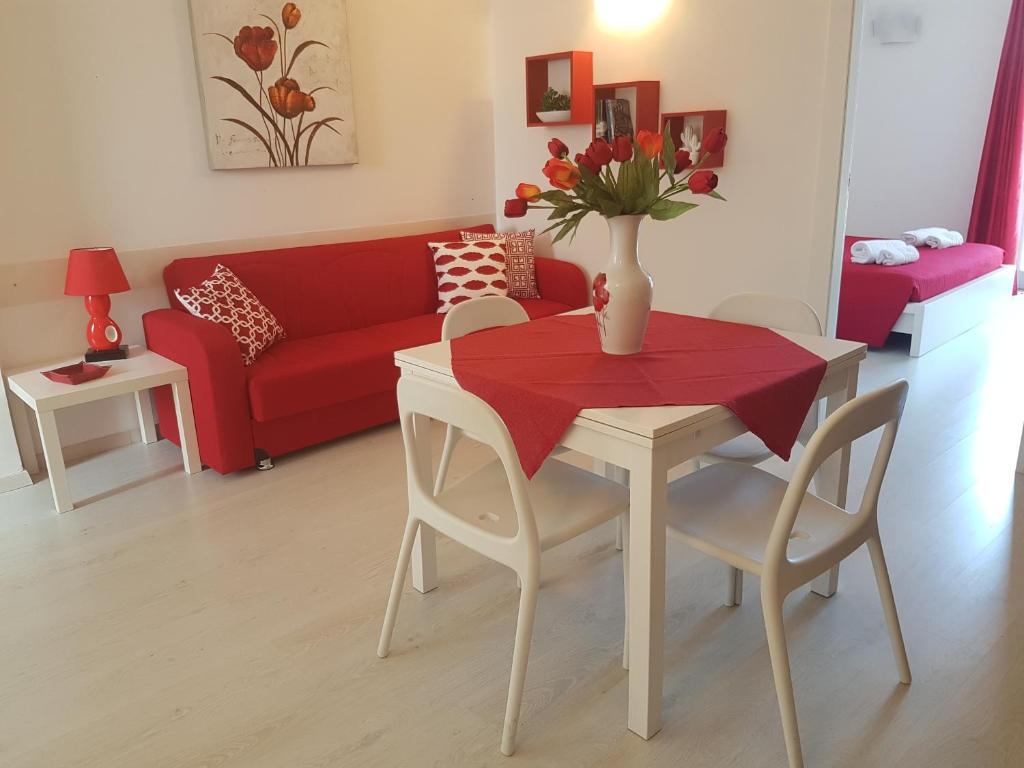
[595,98,634,142]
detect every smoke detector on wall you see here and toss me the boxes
[872,6,922,44]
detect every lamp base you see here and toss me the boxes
[85,345,129,362]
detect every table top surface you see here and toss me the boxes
[395,310,867,441]
[7,347,186,411]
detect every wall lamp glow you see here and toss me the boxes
[595,0,671,32]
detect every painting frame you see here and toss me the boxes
[188,0,358,170]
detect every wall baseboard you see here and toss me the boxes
[0,469,32,494]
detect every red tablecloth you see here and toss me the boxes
[450,312,828,477]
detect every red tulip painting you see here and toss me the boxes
[189,0,358,169]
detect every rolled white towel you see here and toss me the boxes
[878,246,920,266]
[924,230,965,249]
[902,227,948,246]
[851,239,919,265]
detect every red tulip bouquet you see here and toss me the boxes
[504,127,728,244]
[205,3,343,167]
[504,127,729,354]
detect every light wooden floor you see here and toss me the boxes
[3,302,1024,768]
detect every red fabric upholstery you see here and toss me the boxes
[145,225,586,474]
[247,314,444,423]
[534,257,589,309]
[162,225,494,339]
[837,236,1004,347]
[143,309,254,473]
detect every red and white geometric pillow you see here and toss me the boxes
[461,229,540,299]
[174,264,286,366]
[429,241,509,314]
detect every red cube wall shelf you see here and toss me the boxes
[525,51,594,127]
[593,81,661,140]
[661,110,728,169]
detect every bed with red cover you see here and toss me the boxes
[836,235,1005,347]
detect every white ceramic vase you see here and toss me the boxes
[593,214,653,355]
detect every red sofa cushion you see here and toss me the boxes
[246,299,574,423]
[163,225,494,341]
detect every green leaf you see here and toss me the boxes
[539,190,573,205]
[662,129,677,185]
[596,195,623,217]
[649,199,699,221]
[707,189,727,201]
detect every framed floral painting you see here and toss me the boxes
[188,0,358,169]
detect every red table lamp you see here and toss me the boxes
[64,247,131,361]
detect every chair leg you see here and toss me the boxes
[725,567,744,607]
[433,425,461,496]
[501,572,540,756]
[377,516,420,658]
[621,511,630,670]
[762,596,804,768]
[867,536,912,684]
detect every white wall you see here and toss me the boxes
[0,0,494,455]
[490,0,856,320]
[846,0,1011,237]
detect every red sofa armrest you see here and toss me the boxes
[534,256,589,308]
[143,309,255,474]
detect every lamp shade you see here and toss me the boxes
[64,247,130,296]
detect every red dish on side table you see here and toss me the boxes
[42,362,110,385]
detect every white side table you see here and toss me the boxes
[7,347,201,513]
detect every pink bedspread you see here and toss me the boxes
[836,236,1004,347]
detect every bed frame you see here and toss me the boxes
[890,265,1016,356]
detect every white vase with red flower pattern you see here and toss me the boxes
[593,214,653,355]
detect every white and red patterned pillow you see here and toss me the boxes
[430,241,509,314]
[461,229,540,299]
[174,264,286,366]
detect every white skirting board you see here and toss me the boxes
[0,468,32,493]
[890,265,1016,357]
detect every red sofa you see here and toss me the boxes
[142,225,588,473]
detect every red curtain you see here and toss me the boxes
[969,0,1024,285]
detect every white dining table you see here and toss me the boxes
[393,311,867,740]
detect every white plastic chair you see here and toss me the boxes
[703,292,825,605]
[378,375,630,756]
[433,296,530,496]
[663,380,911,768]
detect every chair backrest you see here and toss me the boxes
[764,379,909,580]
[710,293,823,336]
[440,296,530,341]
[711,293,824,442]
[396,375,539,564]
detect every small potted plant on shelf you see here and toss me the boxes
[536,87,571,123]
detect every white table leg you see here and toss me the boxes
[170,381,201,475]
[134,390,158,444]
[628,449,668,740]
[35,410,72,513]
[598,460,630,550]
[11,398,40,474]
[811,365,859,597]
[410,412,438,593]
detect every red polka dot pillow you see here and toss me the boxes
[174,264,286,366]
[461,229,540,299]
[430,241,509,314]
